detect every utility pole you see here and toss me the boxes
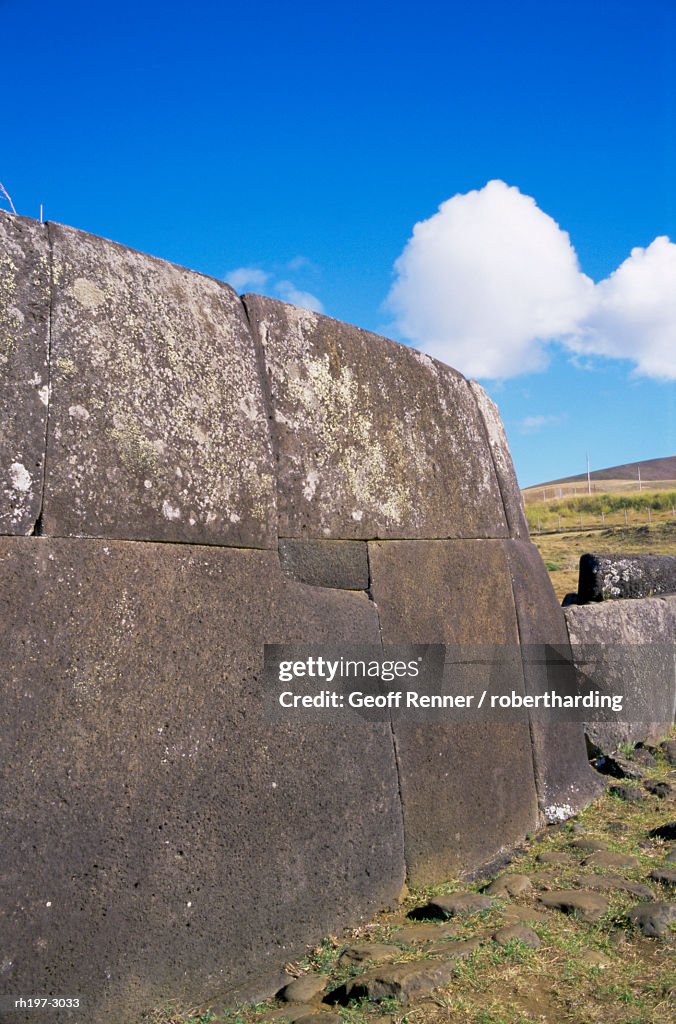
[586,453,591,495]
[638,465,642,492]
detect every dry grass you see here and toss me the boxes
[530,520,676,602]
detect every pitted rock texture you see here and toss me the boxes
[243,293,509,541]
[278,539,369,590]
[42,223,276,546]
[578,552,676,603]
[0,212,50,534]
[0,215,610,1024]
[565,595,676,754]
[368,539,539,884]
[0,536,403,1022]
[505,539,605,819]
[468,380,529,538]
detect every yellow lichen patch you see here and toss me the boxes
[70,277,106,309]
[284,352,419,527]
[110,420,160,476]
[0,254,21,360]
[56,357,78,378]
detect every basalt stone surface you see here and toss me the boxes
[565,595,676,753]
[578,553,676,603]
[0,536,404,1023]
[243,294,508,541]
[368,539,539,884]
[278,539,369,590]
[468,381,529,538]
[42,223,276,546]
[505,539,606,820]
[0,212,50,534]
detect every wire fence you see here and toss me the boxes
[527,505,676,535]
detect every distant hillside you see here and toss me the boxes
[532,455,676,489]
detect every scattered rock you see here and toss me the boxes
[574,874,654,900]
[594,754,645,780]
[493,925,541,948]
[607,821,630,832]
[644,779,674,800]
[583,851,640,871]
[339,943,399,966]
[627,901,676,938]
[420,893,493,919]
[665,848,676,864]
[538,890,610,923]
[661,740,676,766]
[649,822,676,841]
[609,785,646,802]
[569,838,609,853]
[484,873,532,896]
[340,960,456,1004]
[631,747,657,768]
[279,976,328,1004]
[502,905,550,926]
[393,923,459,945]
[425,938,483,958]
[649,868,676,888]
[536,851,575,866]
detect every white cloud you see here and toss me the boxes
[274,280,324,313]
[224,266,270,292]
[225,263,324,314]
[568,237,676,380]
[387,181,676,381]
[519,414,565,433]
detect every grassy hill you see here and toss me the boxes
[523,455,676,505]
[521,457,676,601]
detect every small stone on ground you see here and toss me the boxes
[484,873,532,896]
[583,850,640,871]
[627,901,676,938]
[609,785,646,802]
[279,976,327,1004]
[538,889,609,922]
[421,893,493,918]
[536,851,575,865]
[649,867,676,887]
[341,960,457,1004]
[644,779,674,799]
[493,925,541,948]
[339,943,398,965]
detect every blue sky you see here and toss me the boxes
[2,0,674,486]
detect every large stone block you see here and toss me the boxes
[577,553,676,603]
[0,537,404,1022]
[505,540,605,820]
[278,538,369,589]
[0,212,50,534]
[565,595,676,753]
[368,539,539,884]
[42,223,276,546]
[243,294,508,540]
[468,381,528,538]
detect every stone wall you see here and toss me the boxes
[0,212,601,1022]
[565,595,676,754]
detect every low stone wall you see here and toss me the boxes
[0,212,601,1022]
[565,596,676,754]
